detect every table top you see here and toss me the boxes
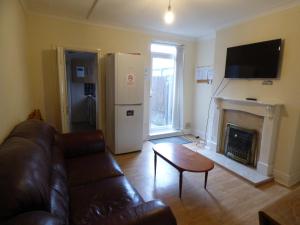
[260,187,300,225]
[153,143,214,173]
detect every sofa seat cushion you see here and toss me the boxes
[69,176,144,225]
[66,152,123,187]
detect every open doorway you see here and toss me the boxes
[57,48,102,133]
[65,51,97,132]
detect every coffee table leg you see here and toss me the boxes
[179,171,183,198]
[204,171,208,189]
[154,153,157,177]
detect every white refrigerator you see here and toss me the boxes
[105,53,144,154]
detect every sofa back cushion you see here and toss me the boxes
[7,119,56,158]
[0,137,51,221]
[60,130,105,158]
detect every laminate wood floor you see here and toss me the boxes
[115,141,292,225]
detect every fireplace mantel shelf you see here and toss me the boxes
[214,96,283,119]
[214,96,283,107]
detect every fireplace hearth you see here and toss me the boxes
[224,123,257,167]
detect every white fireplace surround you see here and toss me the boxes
[213,97,283,178]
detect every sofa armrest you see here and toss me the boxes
[3,211,64,225]
[98,200,177,225]
[58,130,105,158]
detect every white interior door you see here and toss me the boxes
[57,47,70,133]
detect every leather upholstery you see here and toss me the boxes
[70,176,144,225]
[93,200,177,225]
[59,130,105,158]
[0,120,177,225]
[0,137,51,220]
[50,146,69,224]
[2,211,64,225]
[7,119,56,157]
[66,152,123,187]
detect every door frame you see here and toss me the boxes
[57,46,102,133]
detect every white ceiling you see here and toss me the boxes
[23,0,300,38]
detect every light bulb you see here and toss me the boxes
[164,9,174,24]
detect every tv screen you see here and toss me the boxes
[225,39,282,79]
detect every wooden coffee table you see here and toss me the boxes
[153,143,214,198]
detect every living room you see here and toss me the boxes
[0,0,299,225]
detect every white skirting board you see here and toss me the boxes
[273,169,300,187]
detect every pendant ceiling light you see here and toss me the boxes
[164,0,174,24]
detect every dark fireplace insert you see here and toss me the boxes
[224,123,257,166]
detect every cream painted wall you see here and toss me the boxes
[211,6,300,186]
[192,38,215,138]
[0,0,33,142]
[26,13,196,138]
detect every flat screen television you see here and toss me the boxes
[225,39,282,79]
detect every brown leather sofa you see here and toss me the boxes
[0,119,177,225]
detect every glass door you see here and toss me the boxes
[149,43,177,135]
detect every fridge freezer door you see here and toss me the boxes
[114,105,143,154]
[115,53,144,105]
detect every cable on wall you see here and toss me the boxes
[86,0,99,19]
[203,78,230,145]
